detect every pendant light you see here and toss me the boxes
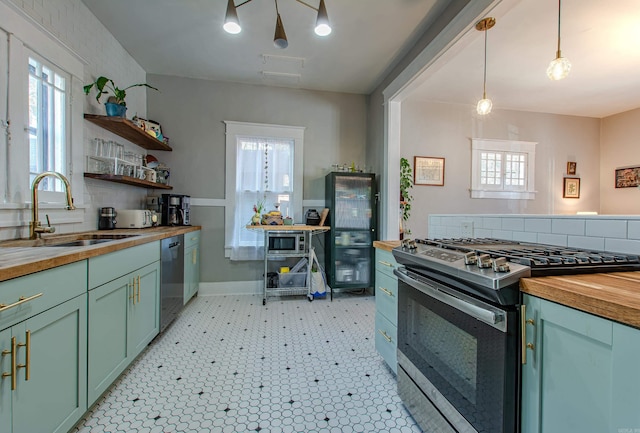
[476,17,495,116]
[314,0,332,36]
[273,0,288,48]
[223,0,242,34]
[547,0,571,80]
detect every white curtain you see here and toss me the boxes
[230,136,294,260]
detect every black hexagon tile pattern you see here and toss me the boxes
[72,294,421,433]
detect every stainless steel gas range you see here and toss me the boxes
[392,238,640,433]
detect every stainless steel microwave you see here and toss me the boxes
[266,231,307,254]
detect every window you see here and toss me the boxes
[471,138,536,199]
[28,55,69,192]
[224,121,304,260]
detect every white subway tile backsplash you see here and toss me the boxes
[586,220,627,239]
[512,231,538,243]
[567,236,605,251]
[482,217,502,230]
[491,230,513,240]
[501,218,524,231]
[552,219,585,236]
[629,221,640,240]
[474,228,493,238]
[604,238,640,255]
[533,233,567,246]
[525,218,552,233]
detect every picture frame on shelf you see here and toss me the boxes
[567,161,577,175]
[614,166,640,188]
[414,156,445,186]
[563,177,580,198]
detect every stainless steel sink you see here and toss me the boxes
[0,233,141,247]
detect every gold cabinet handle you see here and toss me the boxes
[378,329,392,343]
[16,330,31,381]
[0,293,43,313]
[377,260,394,268]
[191,236,198,241]
[378,287,394,297]
[137,276,141,303]
[1,337,17,390]
[192,248,197,265]
[129,280,136,304]
[521,305,536,365]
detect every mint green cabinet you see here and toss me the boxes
[88,242,160,406]
[183,230,200,304]
[374,248,398,373]
[1,295,87,433]
[521,294,640,433]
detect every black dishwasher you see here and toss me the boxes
[160,235,184,332]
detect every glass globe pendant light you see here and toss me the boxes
[476,17,495,116]
[547,0,571,80]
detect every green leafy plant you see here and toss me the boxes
[83,76,158,106]
[400,157,413,223]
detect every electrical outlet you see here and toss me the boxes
[461,221,474,237]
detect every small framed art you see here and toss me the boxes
[563,177,580,198]
[414,156,445,186]
[567,161,576,175]
[615,166,640,188]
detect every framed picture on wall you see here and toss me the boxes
[567,161,577,175]
[615,166,640,188]
[563,177,580,198]
[414,156,445,186]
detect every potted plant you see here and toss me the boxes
[83,76,158,117]
[400,157,413,239]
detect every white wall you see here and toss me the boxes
[400,100,602,239]
[0,0,149,240]
[600,107,640,215]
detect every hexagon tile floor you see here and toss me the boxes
[71,294,423,433]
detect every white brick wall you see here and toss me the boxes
[428,214,640,255]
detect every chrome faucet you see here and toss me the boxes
[30,171,76,239]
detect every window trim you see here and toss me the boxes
[470,138,537,200]
[224,121,305,257]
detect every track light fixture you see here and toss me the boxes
[547,0,571,80]
[223,0,332,49]
[476,17,495,116]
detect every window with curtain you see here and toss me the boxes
[224,121,305,261]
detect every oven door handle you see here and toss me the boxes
[395,269,506,332]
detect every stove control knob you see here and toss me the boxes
[464,252,477,265]
[477,254,492,268]
[492,257,510,273]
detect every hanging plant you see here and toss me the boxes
[400,157,413,223]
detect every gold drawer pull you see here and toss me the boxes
[16,330,31,381]
[0,293,44,313]
[1,337,17,390]
[192,248,197,265]
[137,276,141,303]
[378,287,394,297]
[191,236,198,241]
[378,329,392,343]
[378,261,394,268]
[129,280,136,304]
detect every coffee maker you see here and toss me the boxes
[98,207,117,230]
[160,194,190,226]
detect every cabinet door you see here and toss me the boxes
[522,295,614,433]
[128,262,160,358]
[12,294,87,433]
[0,328,11,433]
[88,274,130,405]
[184,244,199,304]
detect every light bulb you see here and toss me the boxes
[477,98,492,115]
[223,21,241,34]
[547,56,571,80]
[315,23,332,36]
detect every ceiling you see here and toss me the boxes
[81,0,640,118]
[409,0,640,118]
[80,0,447,95]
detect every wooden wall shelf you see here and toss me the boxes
[84,114,173,151]
[84,173,173,190]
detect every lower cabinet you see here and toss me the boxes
[183,230,200,304]
[0,294,87,433]
[521,294,640,433]
[374,248,398,374]
[87,242,160,406]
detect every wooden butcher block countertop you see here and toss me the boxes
[373,240,401,252]
[0,226,201,283]
[520,272,640,328]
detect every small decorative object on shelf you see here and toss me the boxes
[251,200,265,225]
[83,76,158,118]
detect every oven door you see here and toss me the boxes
[395,268,520,433]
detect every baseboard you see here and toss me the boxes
[197,280,263,296]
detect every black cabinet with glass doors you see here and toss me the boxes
[325,172,376,297]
